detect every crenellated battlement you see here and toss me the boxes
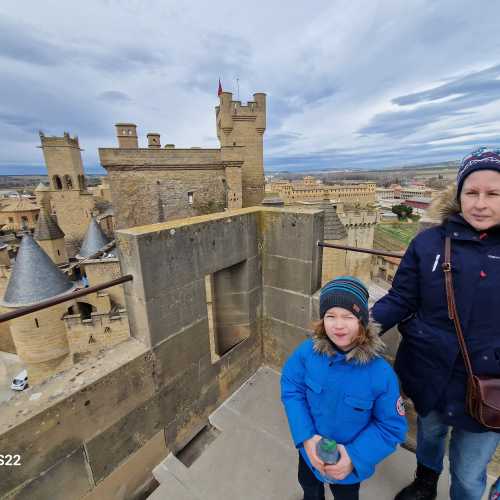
[39,130,81,149]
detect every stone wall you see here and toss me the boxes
[64,310,130,356]
[50,190,95,256]
[260,208,324,368]
[99,147,244,230]
[0,207,324,499]
[83,259,125,309]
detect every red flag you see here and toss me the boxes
[217,79,223,96]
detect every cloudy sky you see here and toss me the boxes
[1,0,500,174]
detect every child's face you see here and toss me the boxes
[323,306,360,350]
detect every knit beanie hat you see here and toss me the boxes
[457,147,500,198]
[319,276,369,326]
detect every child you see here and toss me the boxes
[281,276,407,500]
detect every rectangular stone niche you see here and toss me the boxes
[205,259,251,361]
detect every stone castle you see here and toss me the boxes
[99,91,266,229]
[0,90,400,499]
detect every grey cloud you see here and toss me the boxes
[0,15,168,74]
[0,112,43,134]
[184,33,251,94]
[97,90,132,103]
[360,65,500,139]
[0,15,65,66]
[394,65,500,105]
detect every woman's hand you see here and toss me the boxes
[324,444,353,480]
[303,435,325,476]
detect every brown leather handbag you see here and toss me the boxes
[443,236,500,430]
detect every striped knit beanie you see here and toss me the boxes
[457,147,500,198]
[319,276,369,326]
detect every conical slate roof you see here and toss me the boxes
[2,233,75,307]
[77,217,112,259]
[34,210,65,241]
[321,201,347,240]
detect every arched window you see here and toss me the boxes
[77,301,96,320]
[64,175,73,190]
[53,175,62,190]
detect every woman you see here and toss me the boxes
[372,147,500,500]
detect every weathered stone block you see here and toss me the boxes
[262,317,310,369]
[153,318,211,388]
[260,209,324,262]
[263,254,316,295]
[0,348,154,497]
[263,286,313,330]
[85,393,164,483]
[146,279,207,347]
[5,448,92,500]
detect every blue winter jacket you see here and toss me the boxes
[372,189,500,432]
[281,324,407,485]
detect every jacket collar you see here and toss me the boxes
[312,318,385,364]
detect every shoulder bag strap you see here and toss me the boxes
[442,236,476,380]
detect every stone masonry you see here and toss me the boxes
[0,206,323,499]
[99,91,266,230]
[39,132,96,256]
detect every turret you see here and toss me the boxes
[77,217,115,259]
[115,123,138,148]
[1,234,75,384]
[34,209,68,265]
[147,133,161,149]
[215,91,267,207]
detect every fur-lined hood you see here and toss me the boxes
[426,183,460,223]
[312,319,385,364]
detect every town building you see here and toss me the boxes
[268,176,376,206]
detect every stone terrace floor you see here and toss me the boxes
[148,367,495,500]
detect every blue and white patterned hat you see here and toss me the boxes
[457,147,500,198]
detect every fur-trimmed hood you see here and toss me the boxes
[312,318,385,364]
[426,183,460,223]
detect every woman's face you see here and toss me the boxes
[323,306,360,350]
[460,170,500,231]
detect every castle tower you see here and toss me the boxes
[39,131,85,192]
[1,234,75,385]
[34,209,68,265]
[39,131,95,256]
[77,218,124,311]
[115,123,138,148]
[216,92,266,207]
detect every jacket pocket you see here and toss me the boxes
[305,376,324,418]
[341,394,373,425]
[305,377,322,394]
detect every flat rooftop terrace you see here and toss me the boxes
[148,367,494,500]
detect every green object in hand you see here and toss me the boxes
[316,437,340,464]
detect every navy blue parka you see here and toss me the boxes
[372,191,500,432]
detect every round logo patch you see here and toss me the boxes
[396,396,406,416]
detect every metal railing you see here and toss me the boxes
[317,241,404,259]
[0,274,133,324]
[0,242,401,325]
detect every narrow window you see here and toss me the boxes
[188,192,194,205]
[34,318,39,328]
